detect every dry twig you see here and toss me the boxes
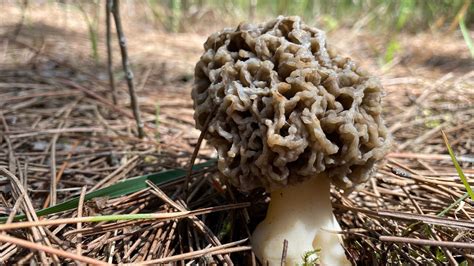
[111,0,145,138]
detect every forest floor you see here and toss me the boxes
[0,3,473,265]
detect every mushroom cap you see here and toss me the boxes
[192,16,390,192]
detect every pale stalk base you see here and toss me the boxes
[251,175,350,266]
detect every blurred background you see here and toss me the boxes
[1,0,473,77]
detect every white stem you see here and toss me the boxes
[251,175,350,266]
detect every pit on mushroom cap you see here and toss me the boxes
[192,16,390,265]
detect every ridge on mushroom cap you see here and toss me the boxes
[192,16,391,192]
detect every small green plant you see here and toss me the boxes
[435,247,447,263]
[383,38,401,64]
[300,249,321,266]
[396,0,415,30]
[217,217,232,239]
[77,1,101,64]
[146,0,181,32]
[320,15,339,32]
[169,0,181,32]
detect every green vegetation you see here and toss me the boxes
[44,0,474,64]
[146,0,473,32]
[0,160,216,222]
[77,1,101,64]
[300,249,321,265]
[144,0,473,63]
[459,15,474,57]
[441,130,474,200]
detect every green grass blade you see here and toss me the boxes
[459,16,474,58]
[0,160,216,222]
[441,130,474,200]
[437,192,469,217]
[383,38,401,64]
[396,0,415,30]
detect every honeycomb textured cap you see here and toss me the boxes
[192,16,390,192]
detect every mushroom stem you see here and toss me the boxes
[251,175,350,265]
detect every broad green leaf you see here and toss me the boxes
[0,160,216,222]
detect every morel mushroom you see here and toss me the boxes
[192,16,390,265]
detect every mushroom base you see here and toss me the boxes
[251,175,350,265]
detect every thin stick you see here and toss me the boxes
[380,236,474,249]
[0,213,186,231]
[6,194,24,224]
[0,233,109,265]
[111,0,145,138]
[58,79,134,120]
[387,152,474,163]
[0,167,54,263]
[0,113,16,175]
[106,0,117,104]
[42,140,79,209]
[16,253,34,265]
[45,101,79,207]
[0,243,17,262]
[76,187,87,256]
[401,187,457,265]
[335,204,474,230]
[140,239,249,264]
[88,155,139,192]
[147,181,230,263]
[280,239,288,266]
[185,104,218,194]
[0,203,250,231]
